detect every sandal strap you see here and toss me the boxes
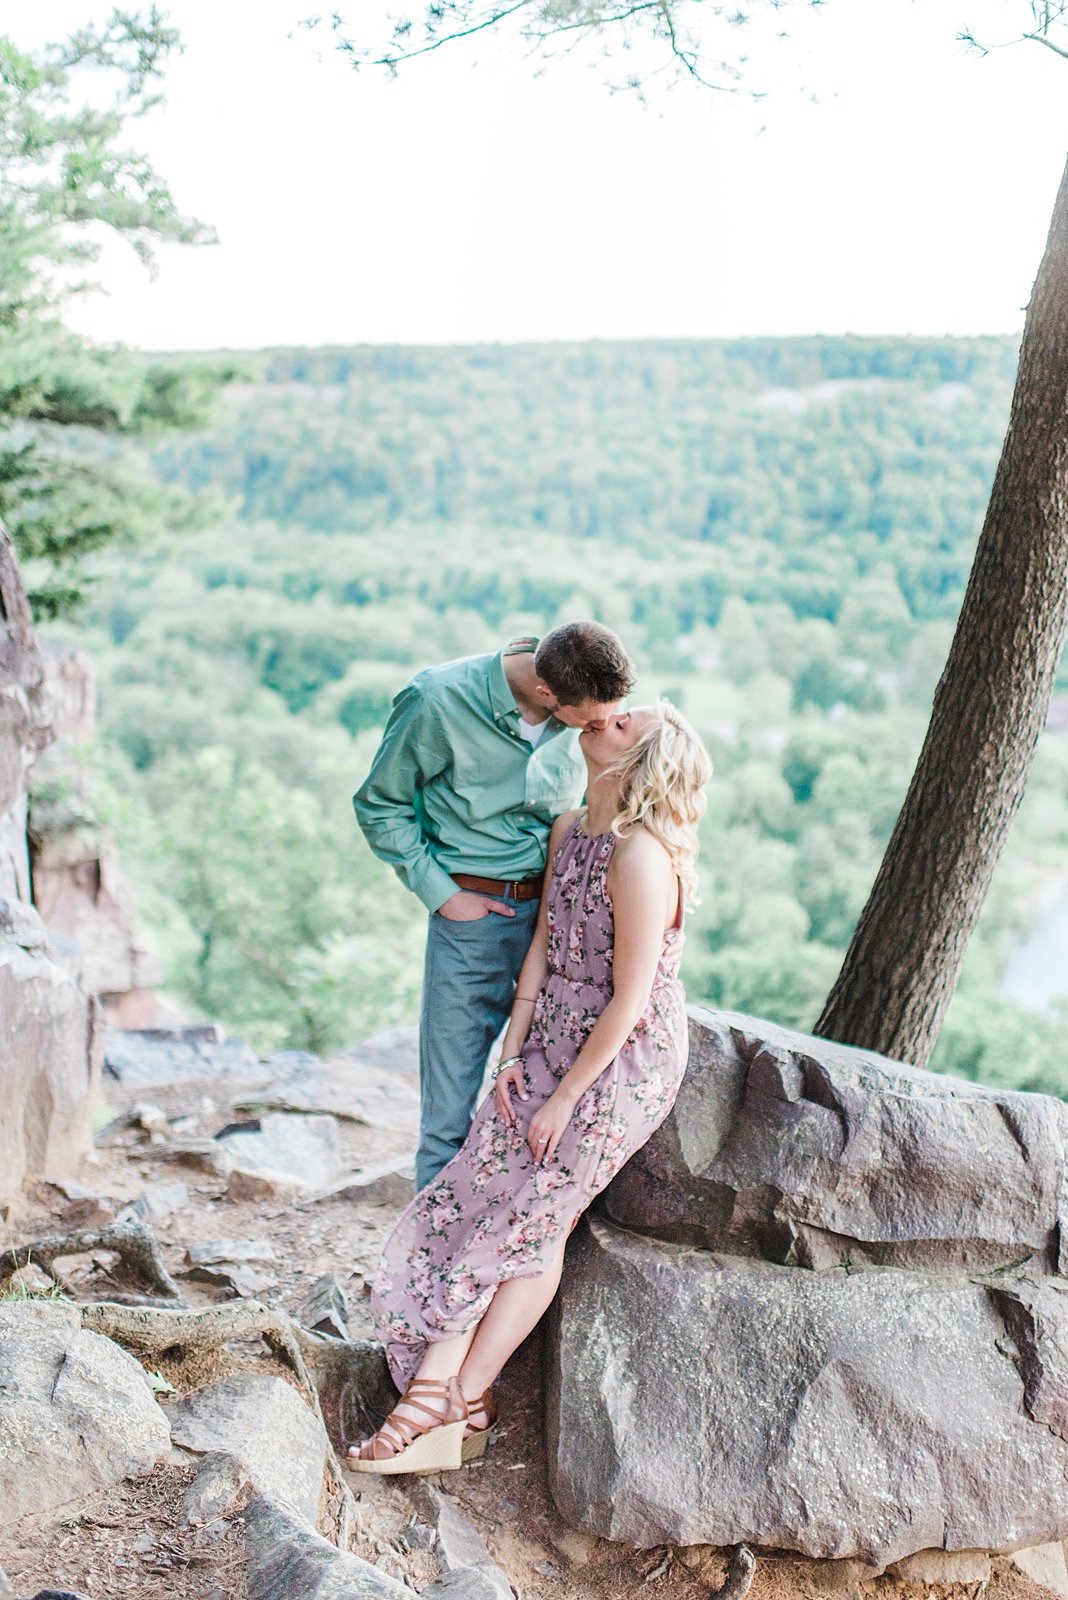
[370,1401,442,1458]
[465,1388,498,1431]
[364,1375,467,1459]
[396,1394,454,1425]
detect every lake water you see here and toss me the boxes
[1001,878,1068,1012]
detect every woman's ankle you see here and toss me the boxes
[458,1373,493,1407]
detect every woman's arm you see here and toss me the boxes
[527,831,674,1161]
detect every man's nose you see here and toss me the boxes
[585,718,608,730]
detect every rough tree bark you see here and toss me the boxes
[815,155,1068,1067]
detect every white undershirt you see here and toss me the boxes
[518,716,548,748]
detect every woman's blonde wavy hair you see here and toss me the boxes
[605,699,712,905]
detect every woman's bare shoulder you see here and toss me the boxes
[610,824,672,875]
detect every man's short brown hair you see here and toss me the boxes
[534,621,635,707]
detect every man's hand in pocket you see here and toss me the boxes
[437,891,516,921]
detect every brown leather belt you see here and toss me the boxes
[453,872,542,902]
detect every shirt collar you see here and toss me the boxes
[488,646,564,742]
[488,650,521,726]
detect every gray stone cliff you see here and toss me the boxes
[0,522,100,1205]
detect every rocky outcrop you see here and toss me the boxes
[238,1049,420,1135]
[0,1300,171,1524]
[0,898,101,1200]
[0,526,101,1205]
[169,1372,331,1528]
[605,1008,1068,1273]
[242,1495,409,1600]
[217,1112,345,1198]
[548,1007,1068,1566]
[548,1217,1068,1562]
[29,647,162,1026]
[0,524,51,903]
[104,1023,265,1086]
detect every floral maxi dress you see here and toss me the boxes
[371,816,689,1389]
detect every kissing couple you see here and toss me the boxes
[351,621,710,1472]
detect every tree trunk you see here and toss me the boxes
[815,155,1068,1068]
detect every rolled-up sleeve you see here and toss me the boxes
[352,684,457,914]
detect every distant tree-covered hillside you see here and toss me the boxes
[154,337,1017,631]
[44,336,1068,1095]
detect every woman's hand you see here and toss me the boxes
[527,1090,576,1164]
[494,1060,529,1127]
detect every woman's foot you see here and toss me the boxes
[347,1375,468,1475]
[461,1387,498,1462]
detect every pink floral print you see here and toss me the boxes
[370,817,689,1388]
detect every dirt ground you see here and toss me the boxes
[0,1465,248,1600]
[1,1068,1063,1600]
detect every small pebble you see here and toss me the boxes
[197,1517,232,1543]
[400,1521,437,1550]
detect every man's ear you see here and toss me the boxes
[533,681,555,705]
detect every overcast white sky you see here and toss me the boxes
[19,0,1068,348]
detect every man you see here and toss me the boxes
[354,621,635,1190]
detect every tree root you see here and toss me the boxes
[78,1298,315,1401]
[710,1546,756,1600]
[77,1298,358,1544]
[0,1219,182,1301]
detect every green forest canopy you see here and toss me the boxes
[43,333,1068,1095]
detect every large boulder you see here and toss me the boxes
[239,1051,420,1136]
[547,1217,1068,1565]
[0,1300,171,1524]
[604,1008,1068,1272]
[552,1008,1068,1560]
[0,899,101,1202]
[104,1024,265,1087]
[242,1495,409,1600]
[168,1372,331,1528]
[215,1112,344,1197]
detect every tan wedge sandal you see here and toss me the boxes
[347,1375,468,1475]
[461,1388,498,1463]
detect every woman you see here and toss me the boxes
[348,699,711,1474]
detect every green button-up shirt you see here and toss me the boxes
[353,647,586,914]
